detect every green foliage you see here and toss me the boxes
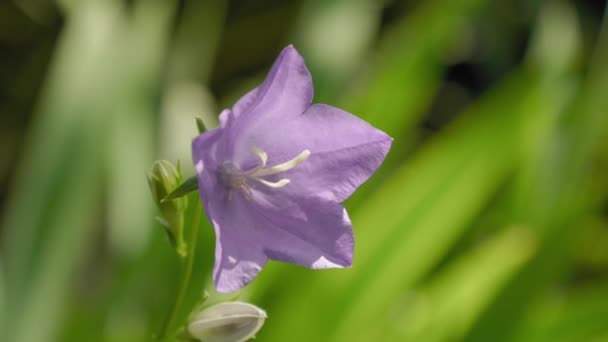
[1,1,607,341]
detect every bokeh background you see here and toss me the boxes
[1,0,608,341]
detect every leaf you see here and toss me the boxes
[387,226,537,342]
[163,176,200,202]
[513,282,608,342]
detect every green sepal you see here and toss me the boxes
[195,116,206,134]
[162,176,199,202]
[147,160,188,258]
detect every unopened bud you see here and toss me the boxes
[147,160,186,254]
[188,302,267,342]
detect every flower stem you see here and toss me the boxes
[159,196,202,341]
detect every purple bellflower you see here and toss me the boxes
[192,45,392,292]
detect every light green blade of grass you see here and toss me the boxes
[106,0,177,257]
[339,4,580,340]
[254,66,542,342]
[509,1,581,226]
[59,2,228,339]
[2,0,118,299]
[293,0,382,103]
[52,2,204,341]
[513,282,608,342]
[330,8,581,331]
[465,4,608,341]
[388,226,537,342]
[1,0,177,340]
[0,2,125,339]
[92,1,226,338]
[330,67,565,342]
[161,0,228,164]
[343,0,490,209]
[10,135,103,342]
[342,0,487,132]
[166,0,227,85]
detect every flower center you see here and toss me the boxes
[219,147,310,200]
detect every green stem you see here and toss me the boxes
[159,197,202,341]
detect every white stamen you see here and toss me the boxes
[252,149,310,177]
[250,147,267,167]
[254,178,290,188]
[220,148,310,199]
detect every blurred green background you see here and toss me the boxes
[1,0,608,341]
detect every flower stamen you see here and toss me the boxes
[250,149,310,178]
[219,147,310,200]
[250,147,268,167]
[254,178,290,188]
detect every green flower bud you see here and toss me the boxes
[187,302,267,342]
[147,160,187,255]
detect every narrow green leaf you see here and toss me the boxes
[0,1,179,340]
[163,176,199,202]
[331,73,541,342]
[0,2,123,339]
[344,0,489,209]
[388,226,537,342]
[195,116,206,134]
[513,283,608,342]
[466,3,608,340]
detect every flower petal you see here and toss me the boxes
[222,46,314,150]
[248,190,354,269]
[232,87,259,118]
[193,130,266,293]
[218,109,233,128]
[219,87,259,129]
[232,103,392,202]
[241,45,313,119]
[207,196,268,293]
